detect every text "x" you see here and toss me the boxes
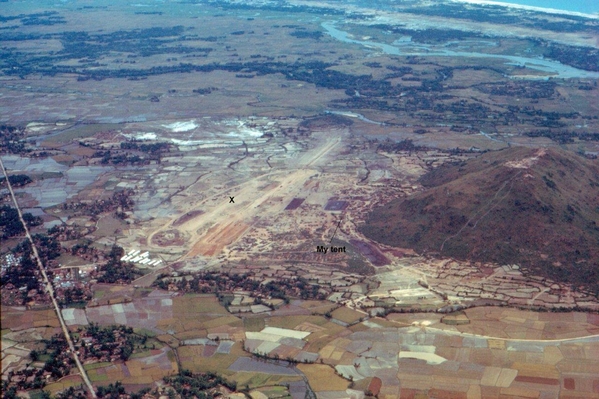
[229,196,235,203]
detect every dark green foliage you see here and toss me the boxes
[0,205,25,238]
[164,369,236,398]
[0,125,29,154]
[378,139,428,153]
[86,323,138,361]
[2,240,40,298]
[55,387,87,399]
[524,129,599,144]
[120,141,170,153]
[543,175,557,189]
[0,206,42,239]
[155,271,325,303]
[97,381,126,398]
[0,174,32,187]
[97,245,142,284]
[32,234,61,262]
[29,349,40,362]
[289,30,323,39]
[371,24,491,44]
[23,213,43,227]
[41,335,71,380]
[2,387,18,399]
[543,43,599,72]
[0,11,65,26]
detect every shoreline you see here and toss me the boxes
[450,0,599,19]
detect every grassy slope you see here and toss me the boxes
[361,147,599,292]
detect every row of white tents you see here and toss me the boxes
[120,249,163,266]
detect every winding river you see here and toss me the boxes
[322,22,599,80]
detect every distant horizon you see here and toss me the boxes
[452,0,599,18]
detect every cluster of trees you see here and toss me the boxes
[371,24,491,44]
[0,11,65,26]
[91,142,170,165]
[0,125,29,155]
[97,142,170,164]
[1,241,41,304]
[31,234,61,265]
[192,86,218,94]
[94,150,144,165]
[164,369,236,398]
[378,139,428,153]
[97,245,142,284]
[0,205,41,239]
[97,382,151,399]
[289,30,323,39]
[60,189,134,219]
[525,129,599,144]
[93,371,236,399]
[41,335,73,379]
[250,346,316,365]
[85,323,139,361]
[0,174,33,187]
[542,43,599,72]
[3,25,213,78]
[3,334,72,393]
[155,271,325,302]
[475,81,556,99]
[59,26,208,60]
[55,387,88,399]
[204,0,345,17]
[120,141,170,154]
[58,286,91,307]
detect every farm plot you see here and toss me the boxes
[178,340,248,375]
[446,307,599,340]
[88,346,178,390]
[244,327,318,362]
[318,322,599,399]
[297,364,349,392]
[44,375,86,396]
[86,291,175,333]
[1,307,60,330]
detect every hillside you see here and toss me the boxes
[361,147,599,292]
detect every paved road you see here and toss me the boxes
[0,157,97,398]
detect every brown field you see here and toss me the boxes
[188,221,250,257]
[297,364,349,392]
[437,307,599,339]
[1,307,60,330]
[331,307,366,325]
[298,300,338,315]
[179,343,247,375]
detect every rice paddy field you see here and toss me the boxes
[2,284,599,398]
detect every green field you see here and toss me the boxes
[244,317,266,332]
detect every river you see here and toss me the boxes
[322,22,599,80]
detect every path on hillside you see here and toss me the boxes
[0,157,97,398]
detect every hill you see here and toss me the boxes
[361,147,599,293]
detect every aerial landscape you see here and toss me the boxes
[1,0,598,398]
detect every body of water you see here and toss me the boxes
[454,0,599,17]
[322,22,599,80]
